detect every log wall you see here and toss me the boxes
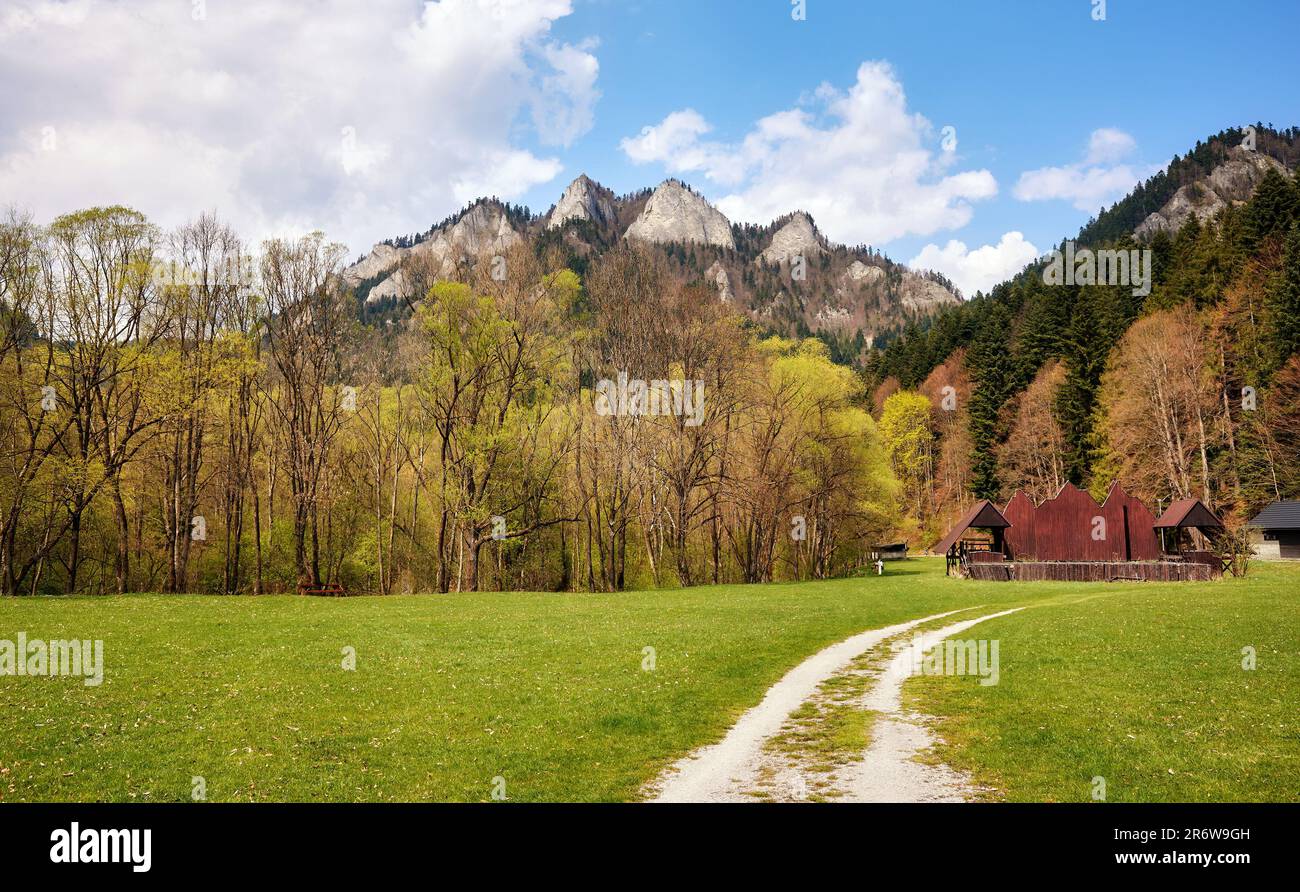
[967,560,1215,583]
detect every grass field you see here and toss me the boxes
[907,561,1300,802]
[1,559,1296,802]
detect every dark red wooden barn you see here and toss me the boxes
[1002,482,1162,562]
[933,483,1224,581]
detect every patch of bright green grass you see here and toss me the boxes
[5,559,1294,802]
[906,562,1300,802]
[1,560,1043,802]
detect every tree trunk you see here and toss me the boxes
[111,480,130,595]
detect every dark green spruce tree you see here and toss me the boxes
[1055,286,1107,485]
[966,302,1014,500]
[1268,221,1300,371]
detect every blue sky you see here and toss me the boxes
[1,0,1296,296]
[536,0,1300,291]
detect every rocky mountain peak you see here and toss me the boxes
[547,174,616,230]
[342,174,963,343]
[342,199,521,302]
[625,179,736,249]
[445,200,520,255]
[760,212,824,264]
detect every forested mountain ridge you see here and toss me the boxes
[4,125,1296,596]
[1078,125,1300,245]
[346,175,961,364]
[0,200,911,595]
[869,125,1300,545]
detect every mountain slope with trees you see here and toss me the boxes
[349,176,961,366]
[3,126,1297,594]
[0,207,905,595]
[867,125,1300,544]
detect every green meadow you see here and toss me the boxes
[908,560,1300,802]
[1,559,1295,802]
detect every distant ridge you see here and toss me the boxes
[345,174,962,362]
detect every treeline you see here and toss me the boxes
[0,206,901,595]
[865,136,1300,543]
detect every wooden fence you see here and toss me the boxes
[966,560,1215,582]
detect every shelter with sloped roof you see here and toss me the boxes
[931,484,1225,582]
[1247,500,1300,560]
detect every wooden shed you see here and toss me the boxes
[932,484,1224,582]
[1246,500,1300,560]
[933,500,1011,576]
[1154,498,1224,550]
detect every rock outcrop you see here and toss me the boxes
[831,259,958,323]
[705,260,733,303]
[760,212,824,264]
[815,304,853,327]
[342,200,521,303]
[625,179,735,249]
[896,272,960,311]
[547,174,616,230]
[845,260,886,285]
[429,201,521,259]
[1135,147,1288,239]
[342,242,402,288]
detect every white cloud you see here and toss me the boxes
[908,231,1040,298]
[619,61,998,245]
[0,0,598,254]
[532,39,601,146]
[1084,127,1137,164]
[623,110,715,166]
[452,150,564,206]
[1013,128,1150,212]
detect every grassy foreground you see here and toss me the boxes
[1,563,1041,802]
[1,560,1295,801]
[907,561,1300,802]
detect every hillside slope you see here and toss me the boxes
[867,124,1300,539]
[345,175,961,362]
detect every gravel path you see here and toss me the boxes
[836,609,1021,802]
[645,609,970,803]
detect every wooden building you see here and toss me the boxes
[1003,483,1161,562]
[933,500,1010,576]
[869,543,910,561]
[1153,498,1225,555]
[933,483,1224,582]
[1248,501,1300,560]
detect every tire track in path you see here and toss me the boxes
[835,609,1021,802]
[646,609,973,803]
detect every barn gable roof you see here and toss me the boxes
[1047,481,1101,509]
[932,500,1010,555]
[1002,490,1035,514]
[1154,498,1223,529]
[1248,500,1300,530]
